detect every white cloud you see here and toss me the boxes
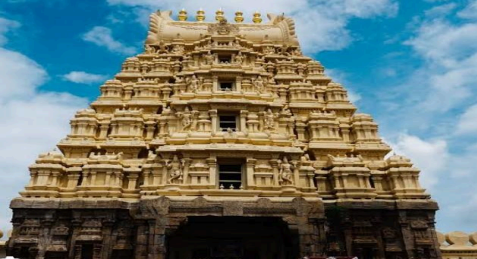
[106,0,398,54]
[0,19,88,234]
[458,0,477,19]
[424,3,456,18]
[456,104,477,135]
[389,134,449,189]
[63,71,107,84]
[398,7,477,114]
[82,26,136,55]
[0,17,20,46]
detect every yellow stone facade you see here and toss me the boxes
[19,10,429,201]
[8,10,442,259]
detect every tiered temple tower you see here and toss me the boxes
[8,9,442,259]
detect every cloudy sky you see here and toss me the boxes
[0,0,476,235]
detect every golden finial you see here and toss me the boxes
[196,8,205,22]
[235,11,244,23]
[253,11,262,24]
[178,9,188,21]
[215,8,225,21]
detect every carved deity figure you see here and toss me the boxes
[145,44,155,54]
[264,109,275,131]
[281,104,292,116]
[179,107,193,131]
[172,45,184,54]
[203,51,215,65]
[292,47,303,56]
[187,75,199,93]
[253,76,265,93]
[278,157,294,185]
[167,155,184,184]
[234,52,244,64]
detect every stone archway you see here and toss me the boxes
[166,216,299,259]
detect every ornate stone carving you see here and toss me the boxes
[278,157,294,185]
[208,19,239,35]
[8,8,441,259]
[166,155,185,184]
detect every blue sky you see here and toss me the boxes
[1,0,477,235]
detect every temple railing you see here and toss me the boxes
[437,231,477,259]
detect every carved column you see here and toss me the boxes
[212,76,218,93]
[210,110,218,135]
[246,158,256,189]
[145,121,156,140]
[296,122,307,141]
[134,223,148,259]
[270,159,280,187]
[240,110,248,132]
[207,157,217,188]
[236,76,242,92]
[182,157,192,185]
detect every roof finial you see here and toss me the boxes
[196,8,205,22]
[235,11,244,23]
[215,8,225,21]
[253,11,262,24]
[178,8,188,21]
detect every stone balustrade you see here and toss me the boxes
[438,231,477,259]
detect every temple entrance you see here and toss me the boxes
[167,217,298,259]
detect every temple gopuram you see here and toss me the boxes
[7,9,442,259]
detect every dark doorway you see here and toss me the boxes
[167,217,298,259]
[80,244,93,259]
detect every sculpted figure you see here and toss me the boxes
[145,44,155,54]
[281,104,292,116]
[179,107,193,131]
[175,76,184,84]
[264,109,275,131]
[253,76,265,93]
[278,157,294,185]
[167,155,184,184]
[172,45,184,54]
[187,75,199,93]
[234,52,244,64]
[203,51,215,65]
[292,47,303,56]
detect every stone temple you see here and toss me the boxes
[7,9,442,259]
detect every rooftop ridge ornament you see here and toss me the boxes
[235,11,244,23]
[253,11,262,24]
[208,18,239,35]
[178,9,188,21]
[145,10,300,46]
[215,8,225,21]
[196,8,205,22]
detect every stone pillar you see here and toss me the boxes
[134,223,148,259]
[246,158,256,189]
[296,122,307,141]
[212,76,218,93]
[101,219,114,259]
[270,159,280,187]
[240,110,248,132]
[207,157,217,188]
[145,121,156,140]
[236,76,242,92]
[182,157,192,185]
[210,110,218,135]
[66,167,82,190]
